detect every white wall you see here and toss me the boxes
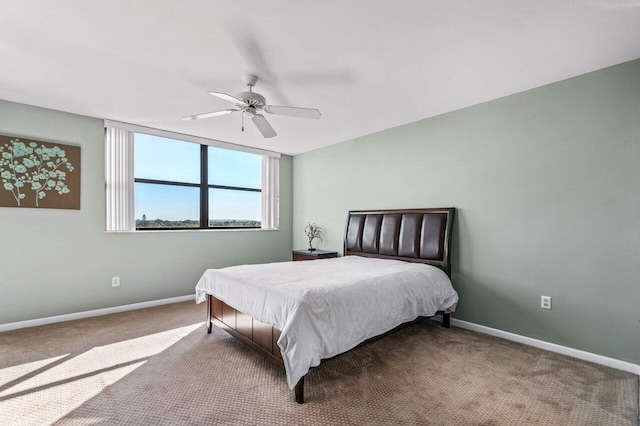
[0,100,293,324]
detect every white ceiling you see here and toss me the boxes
[1,1,639,155]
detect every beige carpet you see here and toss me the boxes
[0,302,637,425]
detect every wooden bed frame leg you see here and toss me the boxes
[294,377,304,404]
[206,295,212,334]
[442,312,450,328]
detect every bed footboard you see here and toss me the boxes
[205,295,451,403]
[206,294,306,402]
[206,294,284,366]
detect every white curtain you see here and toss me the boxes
[105,127,135,231]
[261,156,280,229]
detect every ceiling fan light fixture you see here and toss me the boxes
[244,106,258,117]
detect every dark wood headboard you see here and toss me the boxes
[343,208,455,277]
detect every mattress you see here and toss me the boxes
[195,255,458,388]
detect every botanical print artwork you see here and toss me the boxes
[0,135,80,209]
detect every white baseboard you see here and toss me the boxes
[450,317,640,376]
[0,295,195,333]
[3,300,638,377]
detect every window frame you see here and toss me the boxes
[134,141,262,231]
[105,120,280,233]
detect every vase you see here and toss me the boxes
[308,240,316,251]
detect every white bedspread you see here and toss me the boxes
[195,256,458,389]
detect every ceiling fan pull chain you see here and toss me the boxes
[241,112,245,132]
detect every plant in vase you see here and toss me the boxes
[304,222,322,251]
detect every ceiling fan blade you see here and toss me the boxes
[252,114,277,138]
[264,105,321,119]
[182,109,238,121]
[208,92,246,105]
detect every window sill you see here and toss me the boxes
[106,228,279,234]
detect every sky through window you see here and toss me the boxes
[134,133,261,223]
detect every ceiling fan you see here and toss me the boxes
[183,75,321,138]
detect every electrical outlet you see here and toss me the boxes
[541,295,551,309]
[112,276,120,287]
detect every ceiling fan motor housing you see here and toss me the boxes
[236,91,265,108]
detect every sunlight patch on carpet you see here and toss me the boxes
[0,323,201,425]
[0,354,69,388]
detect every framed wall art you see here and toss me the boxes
[0,134,81,210]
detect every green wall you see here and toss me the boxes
[292,59,640,364]
[0,99,293,324]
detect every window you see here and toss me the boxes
[105,121,279,231]
[134,134,201,229]
[207,147,262,228]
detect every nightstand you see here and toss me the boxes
[292,249,338,261]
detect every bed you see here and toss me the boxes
[195,207,457,403]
